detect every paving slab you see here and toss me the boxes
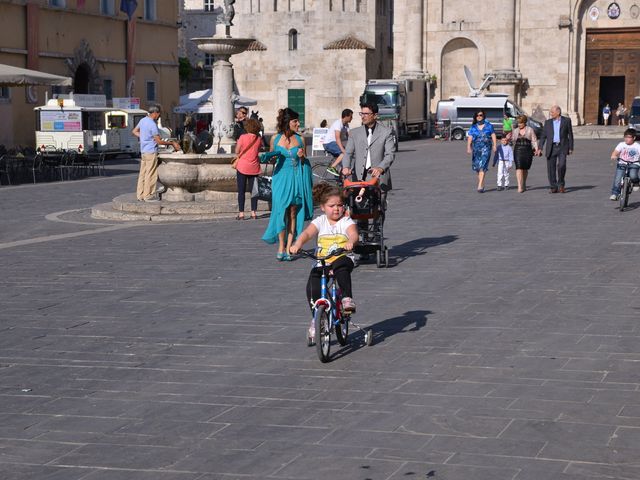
[1,139,640,479]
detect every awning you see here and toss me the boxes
[173,89,257,114]
[0,63,72,87]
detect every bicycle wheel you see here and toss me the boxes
[314,305,331,362]
[620,177,630,211]
[312,163,330,184]
[335,314,349,346]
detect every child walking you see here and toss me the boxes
[290,183,359,339]
[493,136,514,190]
[609,128,640,200]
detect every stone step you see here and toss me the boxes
[92,193,271,222]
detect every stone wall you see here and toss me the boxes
[180,0,393,131]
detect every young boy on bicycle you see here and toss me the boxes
[290,183,359,338]
[609,128,640,201]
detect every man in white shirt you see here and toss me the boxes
[322,109,353,176]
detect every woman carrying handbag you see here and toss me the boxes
[233,118,263,220]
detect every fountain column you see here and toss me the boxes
[211,50,235,153]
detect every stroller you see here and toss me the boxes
[343,177,389,268]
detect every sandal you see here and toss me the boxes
[250,212,258,219]
[276,252,285,261]
[235,214,245,220]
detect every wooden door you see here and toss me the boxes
[585,28,640,125]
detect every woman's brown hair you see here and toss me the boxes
[244,118,261,135]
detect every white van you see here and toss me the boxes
[435,94,541,140]
[34,94,147,157]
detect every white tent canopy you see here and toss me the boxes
[173,89,257,114]
[0,63,72,87]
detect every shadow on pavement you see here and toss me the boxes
[387,235,458,267]
[330,309,431,361]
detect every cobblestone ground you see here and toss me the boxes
[1,139,640,480]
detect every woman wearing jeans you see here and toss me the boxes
[235,118,263,219]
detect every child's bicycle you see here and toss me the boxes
[618,163,635,212]
[298,248,373,363]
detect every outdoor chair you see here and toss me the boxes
[0,154,11,185]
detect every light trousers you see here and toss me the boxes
[137,152,159,200]
[497,161,511,187]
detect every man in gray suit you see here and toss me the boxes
[341,101,395,193]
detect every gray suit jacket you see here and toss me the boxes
[342,122,395,191]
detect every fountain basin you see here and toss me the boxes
[192,36,255,56]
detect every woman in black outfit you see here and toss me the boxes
[510,114,538,193]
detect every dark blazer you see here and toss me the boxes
[538,116,574,157]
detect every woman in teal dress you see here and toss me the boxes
[466,110,497,192]
[261,108,313,261]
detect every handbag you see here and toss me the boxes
[252,163,273,201]
[231,134,261,170]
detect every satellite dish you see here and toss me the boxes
[464,65,495,97]
[464,65,477,92]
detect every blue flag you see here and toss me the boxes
[120,0,137,20]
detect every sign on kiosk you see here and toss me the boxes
[113,97,141,110]
[40,110,82,132]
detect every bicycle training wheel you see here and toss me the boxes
[335,315,349,346]
[314,305,331,362]
[620,177,630,211]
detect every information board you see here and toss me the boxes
[312,128,328,154]
[113,97,141,110]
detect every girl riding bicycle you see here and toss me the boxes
[290,183,359,335]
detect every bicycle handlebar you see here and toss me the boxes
[298,248,347,261]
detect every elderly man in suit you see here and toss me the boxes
[537,105,574,193]
[341,101,395,194]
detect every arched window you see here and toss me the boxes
[288,29,298,51]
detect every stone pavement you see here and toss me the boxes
[1,139,640,480]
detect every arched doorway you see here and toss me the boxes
[441,38,479,99]
[65,40,102,95]
[74,63,91,94]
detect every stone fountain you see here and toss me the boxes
[92,2,264,221]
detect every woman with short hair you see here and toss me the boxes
[510,114,538,193]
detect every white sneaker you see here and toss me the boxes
[308,323,315,341]
[610,194,618,201]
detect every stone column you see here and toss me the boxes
[211,54,235,153]
[399,2,426,79]
[486,0,524,102]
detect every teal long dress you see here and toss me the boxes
[261,133,313,244]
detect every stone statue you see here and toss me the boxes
[216,0,235,27]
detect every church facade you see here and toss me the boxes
[181,0,640,130]
[395,0,640,124]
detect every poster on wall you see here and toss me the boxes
[40,110,82,132]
